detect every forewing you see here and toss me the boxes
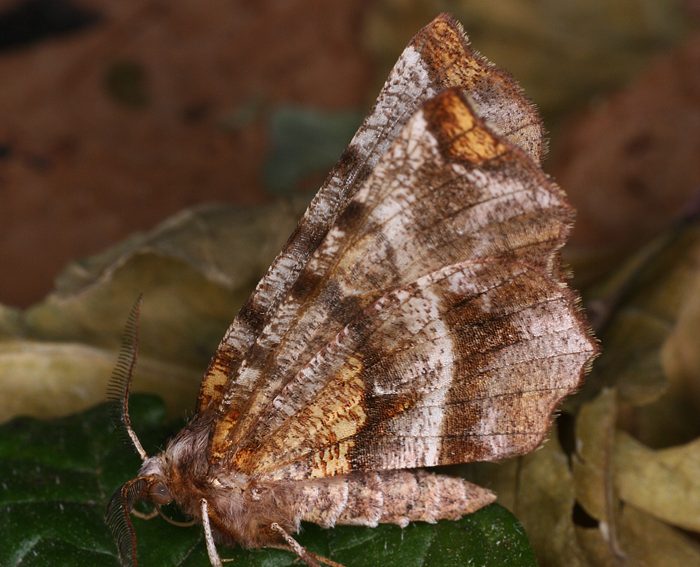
[243,260,593,481]
[197,13,544,414]
[209,88,596,476]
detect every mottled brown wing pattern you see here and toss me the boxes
[207,88,595,476]
[239,260,591,481]
[197,13,545,416]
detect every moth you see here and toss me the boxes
[106,13,597,567]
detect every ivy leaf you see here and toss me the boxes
[0,395,537,567]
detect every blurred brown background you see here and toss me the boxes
[1,0,698,307]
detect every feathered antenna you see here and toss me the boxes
[107,295,148,462]
[106,477,149,567]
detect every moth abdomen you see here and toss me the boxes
[297,470,495,529]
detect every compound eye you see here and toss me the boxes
[149,481,172,505]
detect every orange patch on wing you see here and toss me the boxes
[238,356,367,476]
[424,90,507,165]
[209,412,238,461]
[422,15,483,84]
[198,366,228,408]
[309,442,355,478]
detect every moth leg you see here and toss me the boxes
[201,498,224,567]
[270,522,344,567]
[158,506,197,527]
[131,507,159,520]
[305,551,346,567]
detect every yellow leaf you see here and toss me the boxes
[615,432,700,532]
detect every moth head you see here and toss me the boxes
[105,472,173,566]
[146,476,173,506]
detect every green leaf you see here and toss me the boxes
[264,106,361,195]
[0,395,537,567]
[0,395,171,567]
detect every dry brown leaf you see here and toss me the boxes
[573,388,623,558]
[464,431,589,567]
[615,431,700,532]
[517,436,589,567]
[576,505,700,567]
[552,33,700,282]
[570,388,700,566]
[0,340,195,421]
[583,224,700,416]
[582,224,700,447]
[662,271,700,410]
[0,200,302,422]
[0,305,22,338]
[593,310,669,405]
[364,0,688,123]
[24,203,301,362]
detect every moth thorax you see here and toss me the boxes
[138,454,166,477]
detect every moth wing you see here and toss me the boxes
[197,13,544,413]
[209,88,596,477]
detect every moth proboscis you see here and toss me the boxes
[105,12,598,567]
